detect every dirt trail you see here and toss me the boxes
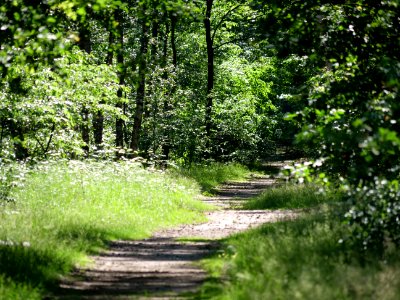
[55,164,297,299]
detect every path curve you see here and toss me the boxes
[55,174,297,299]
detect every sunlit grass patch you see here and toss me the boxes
[172,162,251,194]
[244,183,340,209]
[0,274,41,300]
[199,213,400,300]
[0,159,211,298]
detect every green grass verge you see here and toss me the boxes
[0,274,41,300]
[199,215,400,300]
[198,185,400,300]
[171,162,251,194]
[0,160,213,298]
[244,183,340,209]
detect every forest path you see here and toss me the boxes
[55,161,297,300]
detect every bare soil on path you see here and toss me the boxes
[55,165,297,300]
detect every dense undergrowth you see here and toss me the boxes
[199,184,400,300]
[0,160,248,299]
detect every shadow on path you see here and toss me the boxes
[53,165,297,299]
[56,239,219,299]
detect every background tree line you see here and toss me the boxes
[1,0,303,164]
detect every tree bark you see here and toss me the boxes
[9,120,28,160]
[81,107,90,155]
[115,9,126,149]
[92,19,116,151]
[144,12,160,122]
[204,0,214,141]
[170,13,177,68]
[130,13,149,152]
[161,14,174,160]
[78,22,91,155]
[150,13,159,60]
[78,23,91,54]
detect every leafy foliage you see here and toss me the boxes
[259,0,400,250]
[0,49,124,159]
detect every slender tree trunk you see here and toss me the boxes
[95,21,115,148]
[142,11,160,155]
[161,13,178,160]
[106,32,114,65]
[130,13,149,152]
[150,17,159,154]
[0,119,4,155]
[92,111,104,149]
[115,10,126,148]
[9,120,28,160]
[78,23,91,155]
[92,22,115,151]
[161,15,172,160]
[144,14,159,123]
[170,13,177,68]
[78,23,91,54]
[81,108,90,154]
[150,14,159,60]
[204,0,214,142]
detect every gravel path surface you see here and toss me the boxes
[55,169,297,299]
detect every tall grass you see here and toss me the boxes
[172,162,251,194]
[244,183,340,209]
[0,160,211,298]
[199,185,400,300]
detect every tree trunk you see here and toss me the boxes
[9,120,28,160]
[0,119,4,155]
[114,9,126,149]
[150,14,159,60]
[142,11,160,155]
[78,23,91,54]
[204,0,214,142]
[81,107,90,154]
[130,13,149,152]
[161,15,172,160]
[92,112,104,149]
[170,13,177,68]
[92,110,104,151]
[78,23,91,155]
[92,20,116,151]
[161,13,179,160]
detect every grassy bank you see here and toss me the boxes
[0,160,251,299]
[244,183,339,209]
[172,162,251,194]
[0,159,226,299]
[199,184,400,300]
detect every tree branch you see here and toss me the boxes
[213,13,264,50]
[211,4,243,43]
[45,123,56,154]
[33,135,46,156]
[214,37,243,50]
